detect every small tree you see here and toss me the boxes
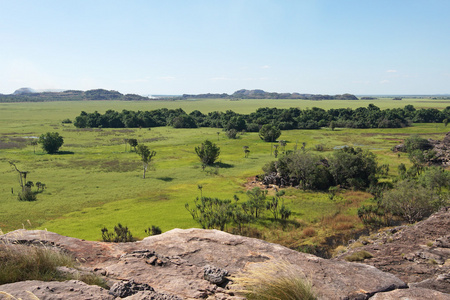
[185,197,234,231]
[195,140,220,167]
[259,124,281,142]
[128,138,138,152]
[145,226,162,236]
[30,140,38,154]
[136,144,156,179]
[243,146,250,158]
[226,129,238,139]
[38,132,64,154]
[243,187,267,218]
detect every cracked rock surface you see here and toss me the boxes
[336,207,450,295]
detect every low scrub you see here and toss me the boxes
[101,223,134,242]
[344,250,373,262]
[233,261,316,300]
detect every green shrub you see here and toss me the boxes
[195,140,220,166]
[382,180,436,223]
[101,223,134,242]
[17,189,37,201]
[145,225,162,236]
[226,129,238,139]
[233,261,316,300]
[344,251,373,262]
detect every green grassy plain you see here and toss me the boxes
[1,98,449,246]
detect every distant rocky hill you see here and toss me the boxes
[1,209,449,299]
[180,89,359,100]
[0,88,151,102]
[0,88,359,102]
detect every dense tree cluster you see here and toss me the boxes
[74,104,450,131]
[262,147,378,191]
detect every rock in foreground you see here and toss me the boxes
[0,227,419,299]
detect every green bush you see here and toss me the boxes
[382,180,437,223]
[344,250,373,262]
[226,129,238,139]
[195,140,220,166]
[145,225,162,236]
[17,188,37,201]
[101,223,134,242]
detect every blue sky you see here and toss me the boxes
[1,0,449,95]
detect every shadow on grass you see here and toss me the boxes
[156,177,175,182]
[215,162,234,168]
[56,151,75,155]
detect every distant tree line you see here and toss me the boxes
[73,104,450,131]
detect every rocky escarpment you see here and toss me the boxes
[335,207,450,296]
[0,214,449,299]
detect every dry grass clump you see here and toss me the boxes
[0,244,74,284]
[0,291,40,300]
[0,243,107,288]
[233,261,317,300]
[302,227,316,237]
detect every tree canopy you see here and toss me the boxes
[195,140,220,166]
[38,132,64,154]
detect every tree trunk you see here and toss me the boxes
[143,164,147,179]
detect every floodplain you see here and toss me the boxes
[1,98,449,253]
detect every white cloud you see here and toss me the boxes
[210,77,233,81]
[380,80,389,84]
[261,65,270,69]
[158,76,176,81]
[386,70,397,73]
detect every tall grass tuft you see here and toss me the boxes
[0,244,74,284]
[233,261,317,300]
[0,243,107,288]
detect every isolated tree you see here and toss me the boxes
[226,129,238,139]
[195,140,220,167]
[38,132,64,154]
[30,140,38,154]
[136,144,156,179]
[128,138,138,152]
[9,161,29,192]
[330,121,336,131]
[243,146,250,158]
[259,124,281,142]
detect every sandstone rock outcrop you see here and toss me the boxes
[0,228,410,300]
[336,207,450,294]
